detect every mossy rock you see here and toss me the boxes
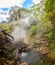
[47,52,55,62]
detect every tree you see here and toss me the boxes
[44,0,55,28]
[44,0,55,42]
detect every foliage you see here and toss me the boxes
[0,23,13,33]
[45,30,55,41]
[44,0,55,28]
[30,25,37,37]
[31,0,55,65]
[43,0,55,52]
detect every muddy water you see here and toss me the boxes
[19,51,42,65]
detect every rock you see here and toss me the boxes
[39,47,49,54]
[20,62,28,65]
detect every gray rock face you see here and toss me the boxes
[20,51,42,65]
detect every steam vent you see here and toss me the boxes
[0,29,43,65]
[0,0,55,65]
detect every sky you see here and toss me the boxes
[0,0,41,22]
